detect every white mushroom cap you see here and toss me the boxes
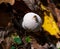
[22,12,42,32]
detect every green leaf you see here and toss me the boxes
[25,36,31,43]
[14,37,22,44]
[10,46,16,49]
[58,48,60,49]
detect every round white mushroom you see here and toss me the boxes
[22,12,42,32]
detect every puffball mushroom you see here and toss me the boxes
[22,12,42,32]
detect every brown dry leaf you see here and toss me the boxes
[0,0,15,5]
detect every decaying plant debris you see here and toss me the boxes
[0,0,60,49]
